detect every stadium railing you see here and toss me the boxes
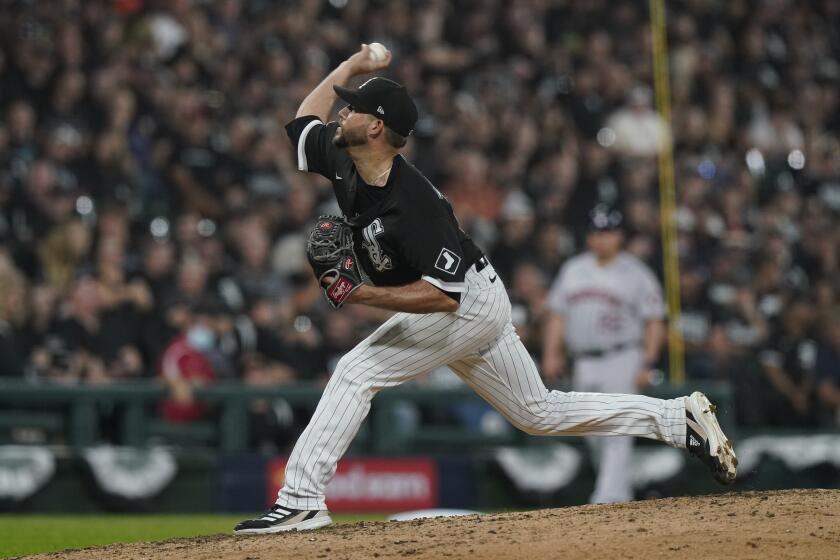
[0,380,735,452]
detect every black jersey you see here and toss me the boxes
[286,115,482,299]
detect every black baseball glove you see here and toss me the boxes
[305,215,364,309]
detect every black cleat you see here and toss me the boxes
[685,391,738,484]
[234,505,332,535]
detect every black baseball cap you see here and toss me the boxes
[589,205,624,231]
[333,77,418,137]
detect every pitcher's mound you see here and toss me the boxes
[22,489,840,559]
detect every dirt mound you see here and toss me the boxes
[20,489,840,560]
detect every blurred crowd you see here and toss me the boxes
[0,0,839,432]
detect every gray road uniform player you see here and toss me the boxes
[234,46,737,535]
[546,208,665,503]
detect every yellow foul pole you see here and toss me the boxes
[649,0,685,385]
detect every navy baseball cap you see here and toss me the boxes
[589,205,624,231]
[334,77,418,137]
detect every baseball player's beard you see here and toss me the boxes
[333,126,367,149]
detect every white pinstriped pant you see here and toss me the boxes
[277,263,687,510]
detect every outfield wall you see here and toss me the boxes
[2,436,839,513]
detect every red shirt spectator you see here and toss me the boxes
[159,332,216,422]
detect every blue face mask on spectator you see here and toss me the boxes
[186,325,215,351]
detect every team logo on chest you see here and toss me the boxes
[362,218,393,272]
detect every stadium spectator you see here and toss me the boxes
[242,351,297,453]
[159,305,220,423]
[605,85,669,158]
[229,212,289,302]
[20,282,57,363]
[508,261,549,355]
[490,190,537,284]
[442,147,504,246]
[161,255,212,326]
[757,298,819,426]
[53,271,146,382]
[678,262,715,379]
[36,218,92,296]
[816,308,840,427]
[0,254,27,378]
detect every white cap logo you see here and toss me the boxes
[377,105,385,115]
[594,213,609,228]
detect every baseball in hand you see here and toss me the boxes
[368,42,389,62]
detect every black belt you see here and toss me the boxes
[574,341,638,360]
[474,255,490,272]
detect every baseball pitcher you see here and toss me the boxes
[234,45,737,534]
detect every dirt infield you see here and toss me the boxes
[20,489,840,560]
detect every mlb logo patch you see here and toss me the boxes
[434,248,461,275]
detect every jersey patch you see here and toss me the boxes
[362,218,393,272]
[434,248,461,275]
